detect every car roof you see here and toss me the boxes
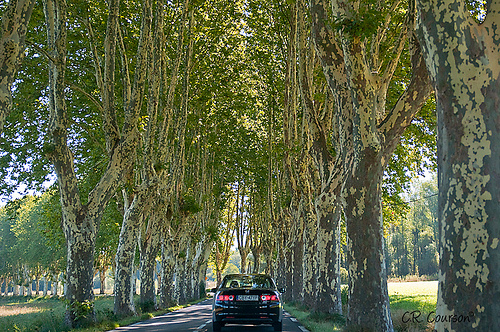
[223,273,272,277]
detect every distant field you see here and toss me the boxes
[388,280,438,296]
[389,281,438,332]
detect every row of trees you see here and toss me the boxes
[0,194,65,297]
[0,175,439,299]
[386,177,439,278]
[1,0,286,328]
[0,0,498,331]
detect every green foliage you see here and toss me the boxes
[179,189,202,215]
[467,0,487,22]
[67,299,95,327]
[333,3,384,40]
[0,192,66,283]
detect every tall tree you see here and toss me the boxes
[42,0,153,326]
[416,1,500,330]
[309,0,433,329]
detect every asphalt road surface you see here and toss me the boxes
[110,299,309,332]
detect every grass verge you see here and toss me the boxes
[283,282,437,332]
[0,295,204,332]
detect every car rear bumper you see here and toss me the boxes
[213,303,282,324]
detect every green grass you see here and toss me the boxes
[284,302,345,332]
[283,281,438,332]
[0,295,204,332]
[1,282,438,332]
[0,295,67,332]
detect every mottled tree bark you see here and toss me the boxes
[138,212,161,311]
[298,0,351,314]
[416,2,500,330]
[282,211,294,303]
[114,189,151,316]
[301,187,318,309]
[0,0,35,132]
[291,194,306,302]
[159,237,176,308]
[139,221,161,312]
[315,195,342,314]
[344,155,392,331]
[174,234,189,305]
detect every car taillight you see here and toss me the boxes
[261,294,279,302]
[216,294,234,302]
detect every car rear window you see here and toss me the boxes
[222,275,274,289]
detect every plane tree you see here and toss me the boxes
[39,0,155,326]
[416,1,500,330]
[307,0,433,329]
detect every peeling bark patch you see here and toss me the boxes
[448,91,492,292]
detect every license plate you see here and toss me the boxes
[237,295,258,301]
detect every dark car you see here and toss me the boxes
[211,274,283,331]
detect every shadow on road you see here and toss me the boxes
[210,324,276,331]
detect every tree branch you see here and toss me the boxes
[379,33,432,156]
[66,81,104,114]
[101,0,120,154]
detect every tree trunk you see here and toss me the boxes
[184,243,195,301]
[139,215,161,312]
[114,188,153,316]
[43,276,48,296]
[159,238,176,308]
[239,247,250,274]
[315,194,342,314]
[139,241,159,312]
[302,197,318,309]
[291,198,305,302]
[63,223,97,326]
[99,269,106,294]
[187,241,203,300]
[175,255,187,304]
[252,248,261,274]
[114,212,140,316]
[196,242,211,299]
[416,3,500,330]
[174,234,190,305]
[52,273,59,297]
[345,154,393,332]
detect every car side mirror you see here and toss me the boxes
[278,287,285,293]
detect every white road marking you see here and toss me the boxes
[194,320,212,331]
[298,326,310,332]
[290,317,298,322]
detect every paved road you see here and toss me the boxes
[111,299,309,332]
